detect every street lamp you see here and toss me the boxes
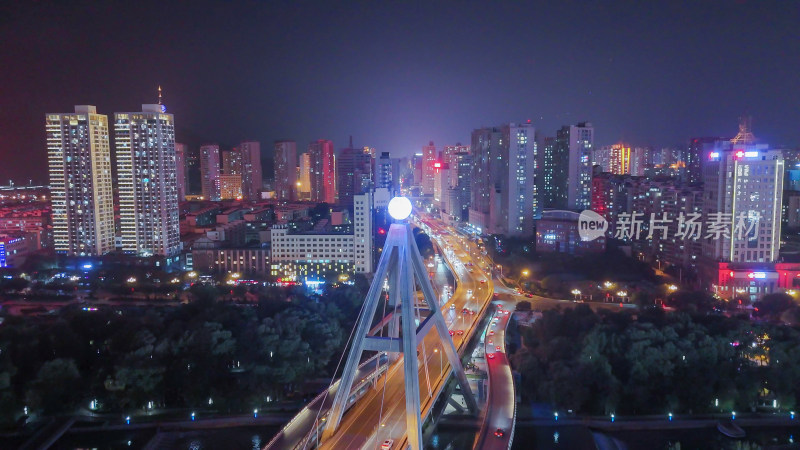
[516,269,530,290]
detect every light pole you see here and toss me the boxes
[516,269,530,290]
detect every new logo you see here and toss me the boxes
[578,210,608,241]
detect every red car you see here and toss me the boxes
[449,330,455,336]
[496,345,501,351]
[488,330,495,336]
[494,428,504,438]
[456,330,464,335]
[493,293,500,298]
[487,353,495,359]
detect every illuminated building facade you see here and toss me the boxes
[47,105,115,255]
[192,245,271,276]
[562,122,594,210]
[270,193,372,280]
[468,122,537,236]
[703,123,783,264]
[200,144,220,201]
[114,104,181,258]
[298,152,312,200]
[443,144,469,189]
[274,140,297,201]
[593,144,631,174]
[308,139,336,203]
[422,141,437,195]
[219,174,243,200]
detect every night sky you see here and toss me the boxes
[1,0,798,184]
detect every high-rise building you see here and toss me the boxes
[353,192,373,273]
[412,152,423,188]
[114,104,181,258]
[375,151,393,191]
[450,151,472,221]
[219,174,243,200]
[175,143,187,202]
[630,147,649,176]
[593,144,631,174]
[541,122,594,210]
[46,105,115,255]
[537,137,559,209]
[240,141,262,200]
[336,145,373,206]
[702,123,783,264]
[422,141,437,195]
[186,149,201,195]
[298,152,312,200]
[200,144,220,201]
[222,148,242,175]
[433,161,449,209]
[443,144,469,189]
[274,140,297,201]
[468,122,538,235]
[308,139,336,204]
[686,137,726,184]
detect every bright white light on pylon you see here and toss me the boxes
[388,196,412,220]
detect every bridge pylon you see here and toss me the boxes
[321,220,477,450]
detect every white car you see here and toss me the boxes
[381,439,394,449]
[467,289,473,297]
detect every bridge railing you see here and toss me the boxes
[264,352,388,450]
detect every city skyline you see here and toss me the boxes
[2,1,800,184]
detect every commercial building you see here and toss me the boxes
[309,139,336,203]
[375,151,393,191]
[685,136,726,184]
[468,122,538,236]
[421,141,437,196]
[0,234,33,268]
[47,105,115,255]
[702,124,783,264]
[114,104,181,258]
[270,193,373,281]
[191,238,271,277]
[200,144,221,201]
[274,140,297,201]
[336,144,372,206]
[240,141,262,200]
